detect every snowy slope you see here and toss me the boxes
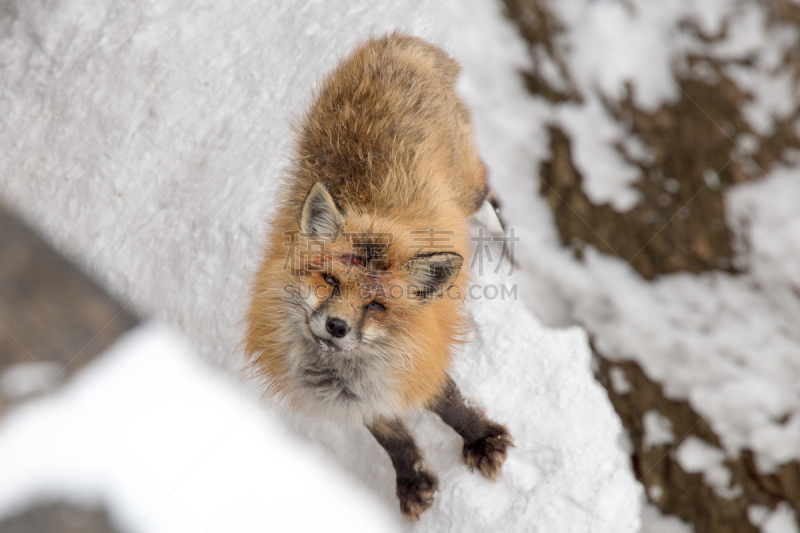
[0,0,640,531]
[449,0,800,528]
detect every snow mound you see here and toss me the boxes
[0,324,399,532]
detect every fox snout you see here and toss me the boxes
[326,317,349,338]
[308,307,360,353]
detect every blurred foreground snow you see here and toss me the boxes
[0,324,400,532]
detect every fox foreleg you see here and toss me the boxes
[367,416,439,520]
[428,376,512,481]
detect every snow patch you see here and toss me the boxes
[640,503,694,533]
[558,97,643,210]
[673,437,741,500]
[642,410,675,450]
[762,502,800,533]
[0,361,62,401]
[609,366,631,395]
[750,503,800,533]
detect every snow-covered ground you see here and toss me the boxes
[466,0,800,468]
[9,0,794,530]
[0,0,643,532]
[454,0,800,530]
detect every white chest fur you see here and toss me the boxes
[285,338,405,424]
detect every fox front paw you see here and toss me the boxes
[462,422,512,481]
[396,468,439,520]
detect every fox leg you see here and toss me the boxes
[367,417,439,520]
[428,376,512,481]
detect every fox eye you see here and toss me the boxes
[324,275,338,287]
[367,301,386,312]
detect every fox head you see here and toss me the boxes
[283,181,465,355]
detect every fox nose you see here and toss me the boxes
[326,317,349,338]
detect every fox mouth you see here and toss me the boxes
[306,320,358,353]
[311,333,338,353]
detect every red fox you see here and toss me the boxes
[244,32,512,520]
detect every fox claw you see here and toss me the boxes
[397,469,439,520]
[463,422,513,481]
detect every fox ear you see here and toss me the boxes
[404,252,463,300]
[300,182,345,241]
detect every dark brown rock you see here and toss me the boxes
[0,204,138,414]
[0,501,122,533]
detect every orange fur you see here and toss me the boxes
[244,32,487,421]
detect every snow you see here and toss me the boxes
[3,0,798,529]
[471,0,800,211]
[750,502,800,533]
[0,361,62,401]
[8,0,797,528]
[450,0,800,529]
[640,504,694,533]
[0,324,399,533]
[642,410,675,451]
[608,366,631,395]
[1,0,448,375]
[558,97,643,210]
[762,503,800,533]
[0,0,641,531]
[673,437,740,500]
